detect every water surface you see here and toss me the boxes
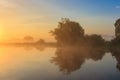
[0,46,120,80]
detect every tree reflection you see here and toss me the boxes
[51,46,106,75]
[110,48,120,71]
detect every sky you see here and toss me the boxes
[0,0,120,42]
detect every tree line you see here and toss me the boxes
[51,18,120,47]
[22,18,120,47]
[50,18,120,75]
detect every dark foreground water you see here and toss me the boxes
[0,46,120,80]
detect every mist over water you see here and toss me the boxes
[0,45,119,80]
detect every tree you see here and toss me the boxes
[36,39,45,44]
[24,36,34,42]
[85,34,105,46]
[115,18,120,38]
[51,18,84,46]
[111,18,120,45]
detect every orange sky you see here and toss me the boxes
[0,0,117,42]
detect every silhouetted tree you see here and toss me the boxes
[111,38,120,46]
[115,18,120,38]
[36,39,45,44]
[51,18,84,46]
[85,34,105,46]
[110,19,120,45]
[109,18,120,70]
[24,36,34,42]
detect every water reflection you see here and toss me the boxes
[51,46,106,74]
[0,44,120,80]
[111,48,120,71]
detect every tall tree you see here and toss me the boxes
[51,18,84,46]
[115,18,120,38]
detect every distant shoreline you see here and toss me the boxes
[0,42,57,47]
